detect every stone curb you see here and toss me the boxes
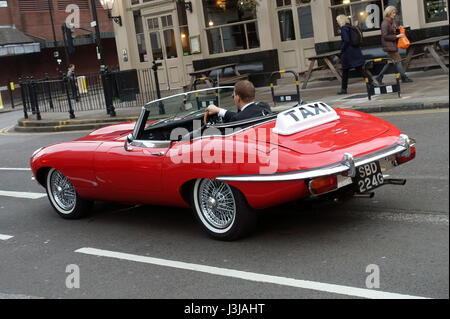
[11,102,449,133]
[353,102,449,113]
[17,117,138,127]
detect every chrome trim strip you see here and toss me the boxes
[130,140,171,149]
[217,143,408,182]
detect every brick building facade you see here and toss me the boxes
[0,0,119,84]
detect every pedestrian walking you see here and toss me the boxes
[336,15,374,95]
[67,64,80,102]
[376,5,413,85]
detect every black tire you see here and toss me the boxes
[192,179,256,241]
[45,168,93,219]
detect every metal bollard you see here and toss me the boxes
[28,77,36,115]
[63,76,75,119]
[7,78,14,109]
[45,73,54,110]
[19,78,28,119]
[152,60,165,115]
[31,78,41,120]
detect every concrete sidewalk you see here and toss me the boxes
[4,68,449,133]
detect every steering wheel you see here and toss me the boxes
[203,111,221,125]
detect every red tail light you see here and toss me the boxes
[309,175,338,195]
[396,145,416,164]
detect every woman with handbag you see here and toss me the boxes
[336,15,374,95]
[376,5,413,85]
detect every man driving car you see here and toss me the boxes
[205,80,271,123]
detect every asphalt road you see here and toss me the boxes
[0,109,448,301]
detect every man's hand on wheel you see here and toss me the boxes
[204,105,220,125]
[205,104,220,116]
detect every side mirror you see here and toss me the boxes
[127,133,134,143]
[124,133,134,151]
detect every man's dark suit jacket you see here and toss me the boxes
[222,102,271,123]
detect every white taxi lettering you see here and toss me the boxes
[273,102,340,135]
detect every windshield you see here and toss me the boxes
[144,87,235,126]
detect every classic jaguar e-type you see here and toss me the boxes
[30,87,416,240]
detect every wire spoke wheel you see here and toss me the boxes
[45,168,92,219]
[49,169,76,212]
[198,179,236,230]
[192,178,256,240]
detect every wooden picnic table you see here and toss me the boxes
[403,35,449,74]
[187,63,248,90]
[301,50,342,89]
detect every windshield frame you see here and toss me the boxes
[143,86,235,112]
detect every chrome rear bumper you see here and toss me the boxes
[217,134,415,182]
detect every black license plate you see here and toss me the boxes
[353,161,384,193]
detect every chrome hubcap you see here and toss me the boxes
[198,180,236,229]
[50,170,76,212]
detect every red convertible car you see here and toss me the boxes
[30,87,416,240]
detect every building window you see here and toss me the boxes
[424,0,448,23]
[203,0,260,54]
[278,9,296,41]
[131,0,139,5]
[277,0,314,42]
[177,1,191,55]
[133,10,148,62]
[297,0,314,39]
[277,0,292,6]
[148,15,178,60]
[330,0,403,36]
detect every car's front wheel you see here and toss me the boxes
[192,178,256,240]
[45,168,92,219]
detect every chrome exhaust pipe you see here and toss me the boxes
[384,178,407,186]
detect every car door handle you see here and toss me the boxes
[151,151,165,156]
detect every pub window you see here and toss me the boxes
[277,0,292,6]
[133,10,148,62]
[177,0,191,55]
[330,0,403,36]
[148,17,163,61]
[203,0,260,54]
[424,0,448,23]
[278,9,296,41]
[297,0,314,39]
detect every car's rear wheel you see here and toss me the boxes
[192,178,256,240]
[45,168,92,219]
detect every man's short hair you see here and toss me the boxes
[234,80,255,104]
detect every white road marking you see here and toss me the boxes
[0,168,31,171]
[76,247,429,299]
[0,292,43,299]
[362,211,449,226]
[0,190,46,199]
[0,234,14,240]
